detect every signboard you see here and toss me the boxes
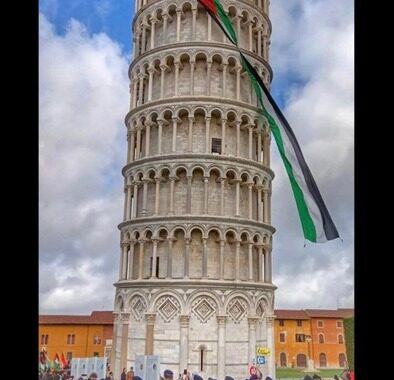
[256,356,266,365]
[256,347,271,356]
[249,366,257,376]
[70,357,107,379]
[135,355,160,380]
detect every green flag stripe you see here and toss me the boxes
[214,0,238,45]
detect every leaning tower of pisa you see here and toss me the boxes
[111,0,276,379]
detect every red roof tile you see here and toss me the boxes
[274,309,310,319]
[304,309,354,318]
[39,311,114,325]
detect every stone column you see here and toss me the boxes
[257,28,262,57]
[249,21,253,50]
[120,313,130,371]
[135,127,142,159]
[174,61,180,97]
[133,182,139,218]
[157,120,164,154]
[257,186,263,222]
[145,121,151,157]
[176,9,181,42]
[128,128,136,163]
[172,117,178,152]
[142,179,148,216]
[154,177,160,215]
[184,238,190,278]
[190,60,195,95]
[150,17,156,49]
[167,238,173,278]
[192,7,197,40]
[257,129,262,162]
[263,134,271,167]
[151,239,158,278]
[123,185,128,221]
[147,67,154,101]
[217,315,227,380]
[132,77,138,108]
[263,33,268,61]
[202,237,208,278]
[169,177,176,215]
[127,242,134,279]
[263,189,269,223]
[222,63,228,98]
[145,313,156,355]
[236,66,241,101]
[221,118,226,155]
[186,176,192,214]
[179,315,190,370]
[248,242,253,281]
[236,120,241,157]
[258,246,263,282]
[188,116,194,152]
[126,184,132,220]
[219,240,225,280]
[134,30,140,58]
[248,317,260,368]
[206,60,212,96]
[119,245,124,280]
[121,243,128,279]
[236,16,241,40]
[264,247,269,283]
[248,183,253,219]
[160,64,167,99]
[138,73,146,106]
[248,126,254,160]
[138,241,145,279]
[220,177,225,215]
[162,14,168,39]
[266,316,275,378]
[235,179,240,217]
[141,23,147,54]
[207,15,211,40]
[235,240,241,280]
[205,116,211,153]
[204,176,209,214]
[110,313,119,377]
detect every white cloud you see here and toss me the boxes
[39,13,129,314]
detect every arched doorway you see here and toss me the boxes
[319,353,327,368]
[296,354,307,368]
[280,352,287,367]
[339,353,346,368]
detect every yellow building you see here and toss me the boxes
[39,311,113,362]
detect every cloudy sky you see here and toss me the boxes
[39,0,354,314]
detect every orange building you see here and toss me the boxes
[274,308,353,369]
[39,311,114,362]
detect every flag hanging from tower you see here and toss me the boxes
[197,0,339,243]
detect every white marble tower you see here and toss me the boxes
[112,0,276,379]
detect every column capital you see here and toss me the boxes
[120,241,129,248]
[120,312,131,323]
[160,63,169,71]
[217,315,227,326]
[145,313,156,325]
[248,316,260,326]
[265,315,275,325]
[179,314,190,326]
[172,116,180,123]
[256,184,264,191]
[138,72,148,79]
[157,118,168,126]
[162,13,169,20]
[185,237,191,244]
[203,176,210,183]
[188,116,195,123]
[169,176,177,182]
[145,120,153,127]
[234,65,242,72]
[219,239,225,247]
[205,116,211,122]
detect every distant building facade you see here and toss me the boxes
[39,311,114,361]
[274,308,353,369]
[39,308,353,370]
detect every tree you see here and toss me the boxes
[343,317,354,370]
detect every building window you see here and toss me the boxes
[211,138,222,154]
[93,352,99,357]
[278,319,284,327]
[339,353,346,368]
[318,334,324,344]
[296,320,302,327]
[41,334,49,345]
[67,334,75,344]
[319,353,327,368]
[149,257,159,278]
[93,336,102,345]
[317,320,324,328]
[280,352,287,367]
[67,352,73,361]
[295,334,306,342]
[296,354,307,368]
[337,320,343,328]
[199,345,206,372]
[338,334,344,344]
[279,333,286,343]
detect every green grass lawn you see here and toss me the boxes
[276,368,343,378]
